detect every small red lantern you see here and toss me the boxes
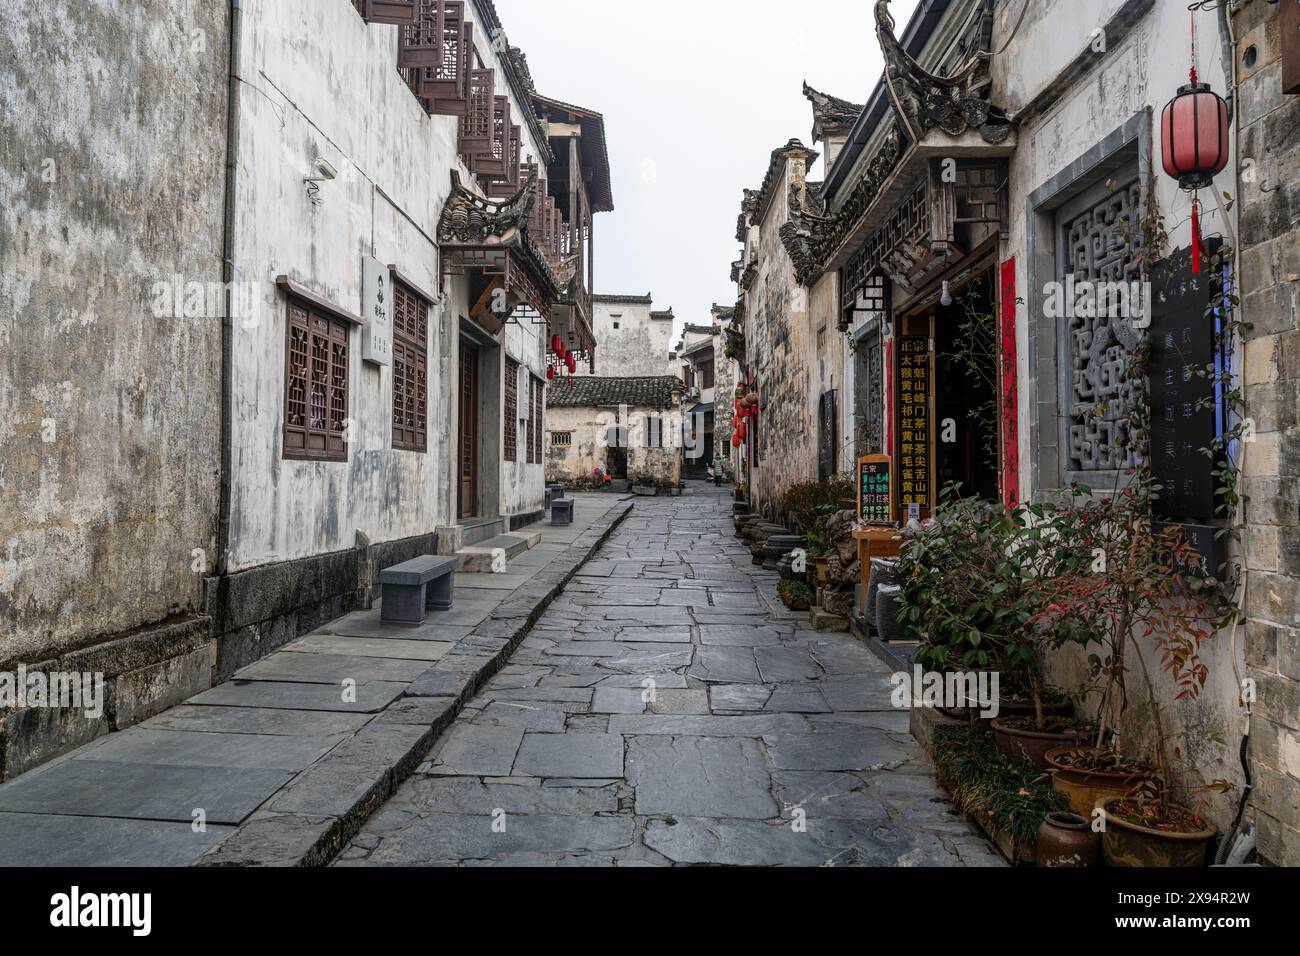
[566,354,577,374]
[1160,13,1229,274]
[735,421,747,442]
[546,366,556,381]
[551,335,563,354]
[732,434,742,449]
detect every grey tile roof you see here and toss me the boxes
[547,376,682,410]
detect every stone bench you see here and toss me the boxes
[380,555,459,626]
[546,484,565,509]
[551,498,575,526]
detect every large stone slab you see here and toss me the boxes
[190,680,407,714]
[642,817,834,866]
[698,624,785,647]
[755,646,821,683]
[235,652,431,685]
[513,733,625,779]
[0,759,292,824]
[395,778,618,816]
[762,728,914,772]
[425,724,525,777]
[626,736,776,818]
[0,812,230,867]
[362,813,635,864]
[285,634,456,662]
[688,646,761,684]
[608,714,809,737]
[79,728,336,772]
[141,705,371,738]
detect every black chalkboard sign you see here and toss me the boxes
[1148,240,1225,523]
[858,455,893,526]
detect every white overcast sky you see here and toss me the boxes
[496,0,921,341]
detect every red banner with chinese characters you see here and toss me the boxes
[1000,258,1019,508]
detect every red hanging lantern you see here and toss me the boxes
[551,334,563,354]
[546,366,556,381]
[566,353,577,374]
[1161,12,1229,274]
[732,434,742,449]
[735,421,747,442]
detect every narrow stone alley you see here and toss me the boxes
[337,486,1002,867]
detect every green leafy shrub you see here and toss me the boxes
[777,579,814,611]
[932,725,1068,847]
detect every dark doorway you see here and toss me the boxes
[608,445,628,480]
[458,341,479,519]
[935,271,999,502]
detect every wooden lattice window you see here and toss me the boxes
[402,1,471,116]
[284,299,350,462]
[504,357,519,462]
[472,97,513,179]
[460,68,496,157]
[527,377,544,464]
[392,279,429,453]
[551,432,573,448]
[355,0,417,24]
[485,129,523,197]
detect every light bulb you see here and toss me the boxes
[940,281,953,308]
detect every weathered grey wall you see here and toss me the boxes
[0,1,228,663]
[225,0,550,574]
[746,153,817,516]
[1001,0,1248,838]
[1232,0,1300,867]
[545,405,683,488]
[588,298,674,378]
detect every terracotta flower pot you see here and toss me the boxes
[1097,796,1218,868]
[1046,748,1150,817]
[1037,812,1101,868]
[990,719,1090,771]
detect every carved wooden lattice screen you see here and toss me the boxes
[504,358,519,462]
[284,301,350,461]
[358,0,417,25]
[392,280,429,452]
[460,68,496,156]
[402,1,471,116]
[473,97,514,179]
[1058,178,1143,476]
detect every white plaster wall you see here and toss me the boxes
[999,0,1244,830]
[588,300,674,378]
[228,0,549,569]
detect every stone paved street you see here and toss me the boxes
[339,486,1004,867]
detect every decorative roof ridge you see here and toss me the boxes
[437,170,565,297]
[875,0,1012,145]
[803,81,865,144]
[752,138,820,227]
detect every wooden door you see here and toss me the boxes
[458,342,479,519]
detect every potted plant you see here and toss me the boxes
[1030,482,1235,865]
[1045,746,1152,817]
[900,489,1095,763]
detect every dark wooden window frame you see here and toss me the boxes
[504,357,520,462]
[392,276,430,453]
[526,376,544,465]
[282,291,358,463]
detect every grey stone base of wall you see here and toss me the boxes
[508,510,544,532]
[203,532,439,685]
[196,502,634,867]
[0,616,211,783]
[1,532,441,785]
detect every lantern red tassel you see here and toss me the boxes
[1191,197,1204,275]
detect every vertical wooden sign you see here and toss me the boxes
[1000,258,1019,508]
[858,455,894,526]
[897,336,932,520]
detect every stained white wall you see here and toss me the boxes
[228,0,549,569]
